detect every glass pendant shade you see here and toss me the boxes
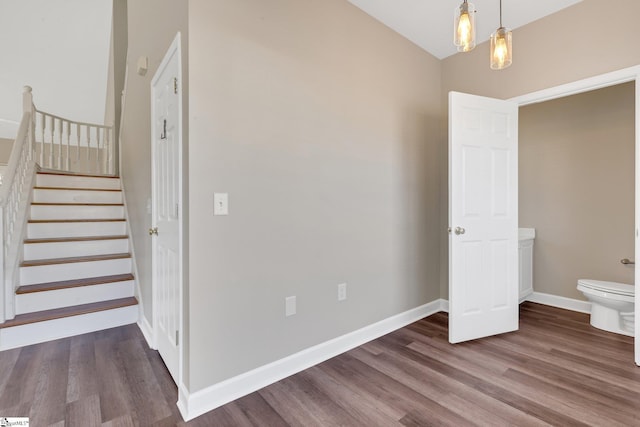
[454,1,476,52]
[490,27,512,70]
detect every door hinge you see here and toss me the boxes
[175,203,179,218]
[174,77,178,94]
[175,330,179,345]
[160,119,167,140]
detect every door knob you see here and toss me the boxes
[454,226,466,235]
[149,227,158,236]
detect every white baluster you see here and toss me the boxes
[40,113,45,166]
[66,121,70,171]
[96,127,101,174]
[86,125,91,172]
[102,127,107,174]
[107,127,112,175]
[30,108,36,154]
[76,123,81,163]
[48,115,54,168]
[52,117,57,169]
[56,118,62,169]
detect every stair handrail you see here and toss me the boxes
[33,105,115,176]
[0,86,38,323]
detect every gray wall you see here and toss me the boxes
[0,138,14,163]
[109,0,128,151]
[188,0,442,391]
[440,0,640,298]
[520,82,635,300]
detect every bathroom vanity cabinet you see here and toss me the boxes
[518,228,535,303]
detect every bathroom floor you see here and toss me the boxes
[0,302,636,426]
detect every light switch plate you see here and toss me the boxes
[213,193,229,215]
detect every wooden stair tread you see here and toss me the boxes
[0,297,137,329]
[37,170,120,179]
[16,273,135,294]
[34,186,122,192]
[31,202,124,206]
[24,235,128,244]
[21,253,131,267]
[28,219,125,223]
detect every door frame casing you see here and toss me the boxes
[150,31,184,381]
[509,65,640,366]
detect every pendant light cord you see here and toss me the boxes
[499,0,503,28]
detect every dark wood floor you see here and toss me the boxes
[0,302,638,426]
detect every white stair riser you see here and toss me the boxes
[0,305,138,351]
[27,221,126,239]
[16,280,135,314]
[24,239,129,261]
[20,258,131,285]
[36,174,121,190]
[30,205,124,220]
[33,189,123,204]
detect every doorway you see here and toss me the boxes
[448,67,640,364]
[510,66,640,366]
[519,82,634,304]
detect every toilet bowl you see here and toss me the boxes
[577,279,634,337]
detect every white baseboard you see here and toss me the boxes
[526,291,591,314]
[138,312,155,350]
[177,298,447,421]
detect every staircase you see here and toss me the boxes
[0,170,138,350]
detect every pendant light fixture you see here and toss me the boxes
[454,0,476,52]
[490,0,512,70]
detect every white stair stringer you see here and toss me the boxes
[0,171,139,350]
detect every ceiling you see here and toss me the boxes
[347,0,583,59]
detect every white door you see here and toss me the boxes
[151,33,182,384]
[449,91,518,344]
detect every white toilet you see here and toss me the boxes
[577,279,635,337]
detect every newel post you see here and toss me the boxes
[22,86,36,152]
[22,86,33,114]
